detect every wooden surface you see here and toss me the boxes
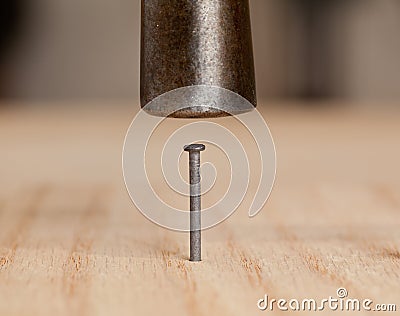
[0,102,399,315]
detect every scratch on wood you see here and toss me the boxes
[303,253,328,275]
[367,243,400,262]
[0,186,49,271]
[227,238,263,287]
[176,258,191,277]
[384,249,400,260]
[62,186,111,302]
[161,250,173,268]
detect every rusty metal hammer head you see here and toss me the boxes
[140,0,257,118]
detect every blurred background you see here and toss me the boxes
[0,0,400,103]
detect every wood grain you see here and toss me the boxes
[0,102,399,315]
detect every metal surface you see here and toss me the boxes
[141,0,256,118]
[184,143,205,261]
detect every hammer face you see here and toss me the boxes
[140,0,257,118]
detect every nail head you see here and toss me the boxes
[183,144,206,152]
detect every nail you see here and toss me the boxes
[184,143,205,261]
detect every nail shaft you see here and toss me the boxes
[184,144,205,262]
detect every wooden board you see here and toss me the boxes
[0,102,399,315]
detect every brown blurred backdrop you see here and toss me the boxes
[0,0,400,102]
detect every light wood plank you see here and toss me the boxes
[0,102,399,315]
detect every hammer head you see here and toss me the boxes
[140,0,257,118]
